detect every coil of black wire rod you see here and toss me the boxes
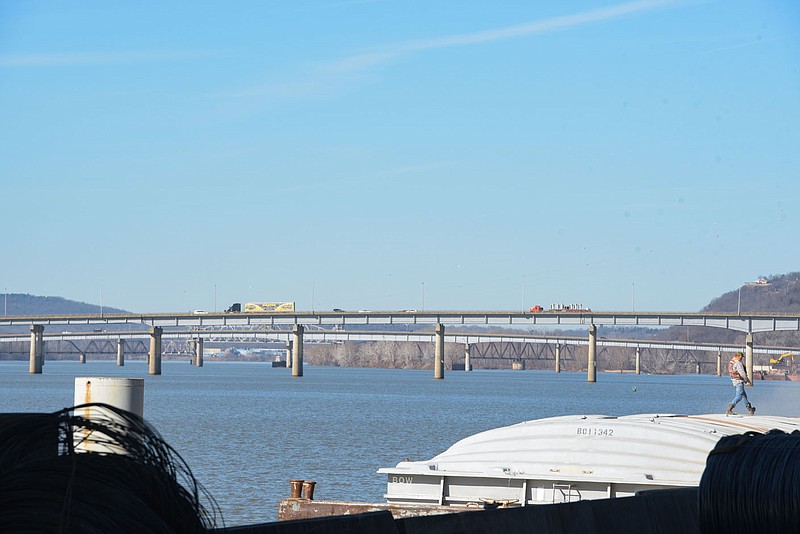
[0,404,222,533]
[698,429,800,534]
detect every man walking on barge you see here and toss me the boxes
[727,351,756,416]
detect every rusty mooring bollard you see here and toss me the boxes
[289,479,304,499]
[302,480,316,500]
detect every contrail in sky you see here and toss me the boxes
[325,0,685,73]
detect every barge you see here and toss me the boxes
[378,413,800,508]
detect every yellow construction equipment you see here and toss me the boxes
[769,351,794,366]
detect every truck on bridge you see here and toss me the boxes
[529,304,591,313]
[549,303,592,312]
[225,302,296,313]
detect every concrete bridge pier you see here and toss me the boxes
[434,324,445,379]
[292,325,304,377]
[194,337,204,367]
[148,326,162,375]
[464,343,472,371]
[80,353,86,364]
[29,324,44,374]
[635,347,641,375]
[117,338,125,366]
[286,340,292,368]
[717,350,722,377]
[745,333,754,385]
[555,343,561,373]
[588,324,597,383]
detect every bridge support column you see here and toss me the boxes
[555,343,561,373]
[588,324,597,383]
[717,350,722,377]
[285,340,292,368]
[117,338,125,366]
[29,324,44,374]
[464,343,472,371]
[80,353,86,364]
[434,324,445,380]
[149,327,162,375]
[745,333,754,385]
[635,347,640,375]
[195,337,204,367]
[292,325,304,377]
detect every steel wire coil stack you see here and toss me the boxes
[699,429,800,534]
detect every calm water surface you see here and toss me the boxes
[2,360,799,526]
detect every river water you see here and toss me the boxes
[2,360,799,526]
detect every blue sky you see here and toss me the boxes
[1,1,798,314]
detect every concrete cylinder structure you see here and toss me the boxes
[74,377,144,416]
[745,333,754,385]
[117,338,125,367]
[286,340,293,369]
[74,377,145,454]
[29,324,44,374]
[195,337,204,367]
[79,353,86,364]
[555,343,561,373]
[717,350,722,377]
[434,323,445,380]
[464,344,472,372]
[148,326,162,376]
[588,324,597,383]
[635,347,641,375]
[292,325,304,377]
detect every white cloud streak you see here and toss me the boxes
[324,0,685,73]
[238,0,686,102]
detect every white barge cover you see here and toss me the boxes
[379,413,800,507]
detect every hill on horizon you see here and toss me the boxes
[702,272,800,315]
[653,271,800,347]
[1,293,128,316]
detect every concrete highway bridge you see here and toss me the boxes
[3,309,800,380]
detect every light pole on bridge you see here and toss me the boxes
[738,280,769,315]
[738,286,742,315]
